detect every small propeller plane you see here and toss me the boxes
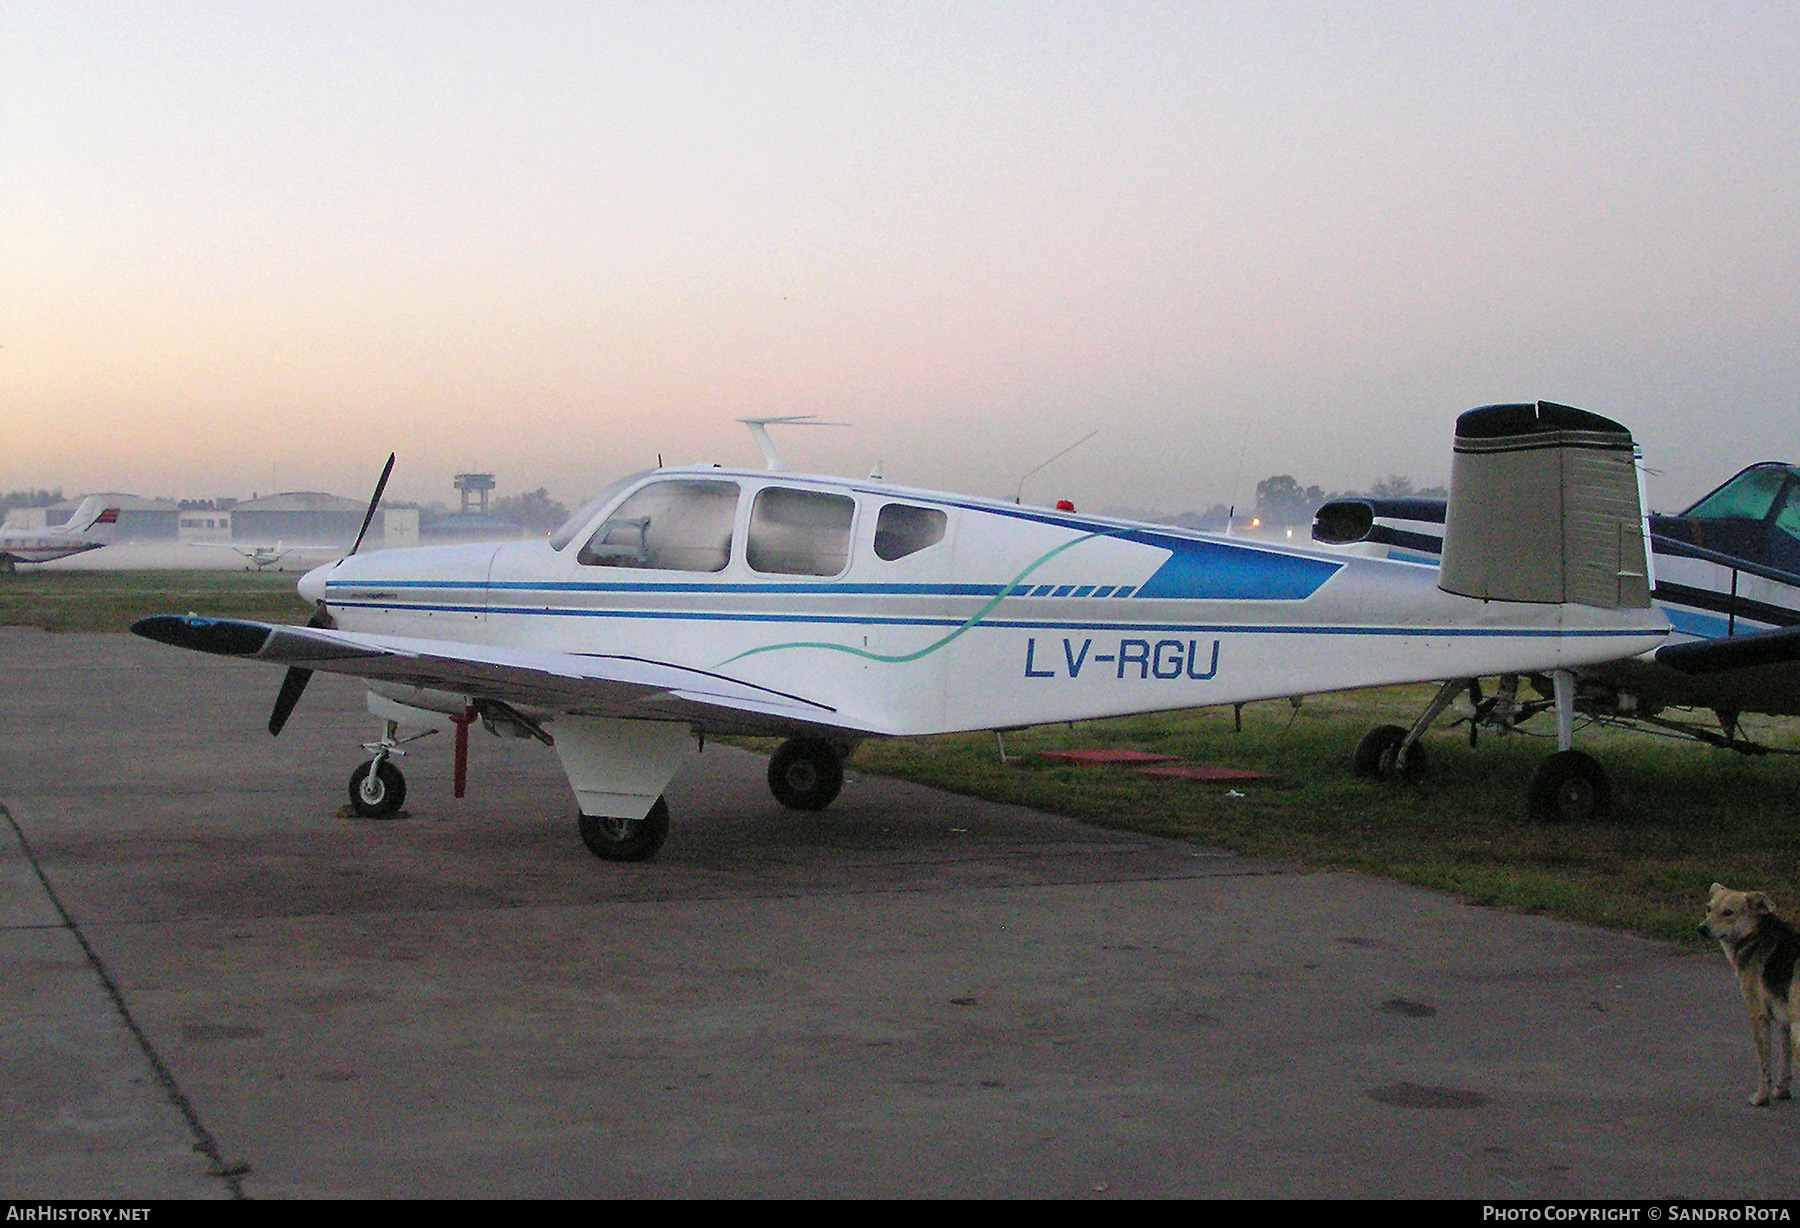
[1314,450,1800,818]
[132,404,1668,861]
[187,540,314,571]
[0,497,122,573]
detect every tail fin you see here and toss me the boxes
[1439,402,1650,609]
[63,496,122,539]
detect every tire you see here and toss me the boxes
[579,796,670,862]
[1379,737,1429,782]
[1353,725,1406,779]
[348,759,406,818]
[1526,750,1611,824]
[767,738,845,811]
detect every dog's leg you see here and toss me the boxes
[1748,997,1775,1106]
[1780,1016,1796,1101]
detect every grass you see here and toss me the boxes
[844,688,1800,946]
[0,569,312,633]
[10,568,1797,945]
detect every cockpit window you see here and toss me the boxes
[747,487,855,576]
[873,503,947,561]
[549,471,651,550]
[577,479,740,572]
[1683,466,1795,522]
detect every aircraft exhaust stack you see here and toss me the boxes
[1439,401,1651,609]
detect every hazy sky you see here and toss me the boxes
[3,1,1795,514]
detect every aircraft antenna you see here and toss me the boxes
[1013,430,1097,504]
[737,415,849,471]
[1225,418,1251,535]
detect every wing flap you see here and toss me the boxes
[132,615,875,734]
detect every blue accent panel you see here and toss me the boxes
[1031,585,1054,597]
[1112,586,1135,598]
[1664,606,1731,640]
[1052,585,1075,597]
[1092,586,1115,598]
[1119,531,1340,600]
[1072,586,1095,597]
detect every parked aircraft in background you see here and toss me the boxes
[187,540,323,571]
[1314,459,1800,812]
[0,497,121,572]
[133,404,1667,861]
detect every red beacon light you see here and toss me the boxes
[1055,499,1076,512]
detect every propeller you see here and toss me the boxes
[269,452,394,737]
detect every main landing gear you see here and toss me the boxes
[1355,669,1614,824]
[767,737,847,811]
[578,798,671,862]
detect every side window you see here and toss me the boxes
[577,480,739,572]
[747,487,855,576]
[874,503,947,562]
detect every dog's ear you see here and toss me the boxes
[1749,892,1775,915]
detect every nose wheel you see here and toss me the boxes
[346,718,416,819]
[349,759,407,818]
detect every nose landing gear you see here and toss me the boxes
[346,719,422,819]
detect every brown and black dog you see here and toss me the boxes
[1700,882,1800,1106]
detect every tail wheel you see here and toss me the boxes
[348,760,406,818]
[579,797,670,862]
[1526,751,1611,824]
[768,738,845,810]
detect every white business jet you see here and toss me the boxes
[0,497,122,572]
[132,404,1667,862]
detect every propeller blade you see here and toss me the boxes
[267,602,335,737]
[269,667,313,737]
[348,452,396,557]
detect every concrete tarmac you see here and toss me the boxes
[0,626,1790,1198]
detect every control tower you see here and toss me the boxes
[453,472,495,516]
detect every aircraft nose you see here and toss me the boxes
[297,560,333,606]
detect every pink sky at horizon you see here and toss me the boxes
[3,2,1795,516]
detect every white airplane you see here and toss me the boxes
[132,405,1668,861]
[188,540,307,571]
[0,497,122,573]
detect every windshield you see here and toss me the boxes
[1683,465,1799,522]
[548,471,652,550]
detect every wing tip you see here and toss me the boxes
[131,614,271,657]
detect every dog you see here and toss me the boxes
[1700,882,1800,1106]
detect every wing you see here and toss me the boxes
[1646,625,1800,716]
[131,614,880,736]
[1583,625,1800,717]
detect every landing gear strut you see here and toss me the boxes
[767,737,845,810]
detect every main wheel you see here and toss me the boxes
[1353,725,1406,779]
[1526,750,1611,823]
[348,759,406,818]
[767,738,844,811]
[579,796,670,862]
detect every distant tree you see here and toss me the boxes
[2,488,62,510]
[1360,474,1446,500]
[1254,475,1326,525]
[492,488,570,533]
